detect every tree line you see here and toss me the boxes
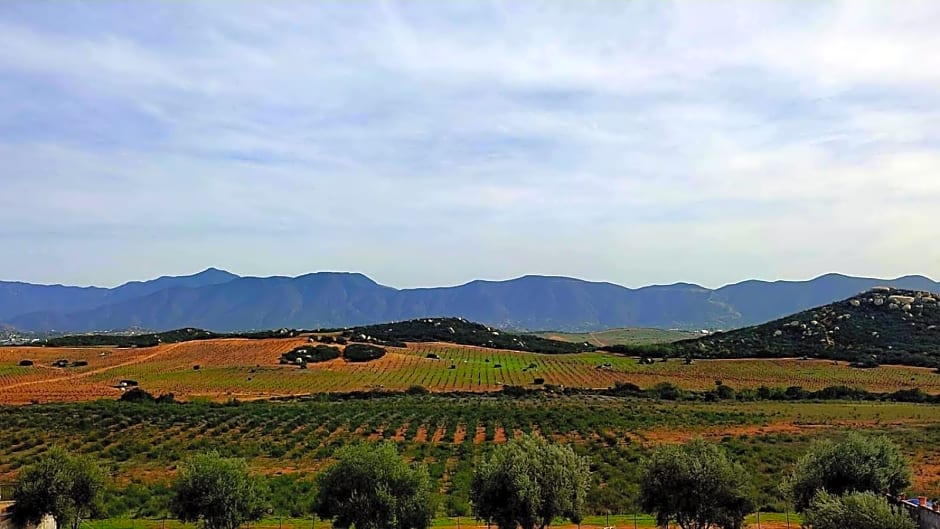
[10,433,917,529]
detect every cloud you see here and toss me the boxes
[0,0,938,287]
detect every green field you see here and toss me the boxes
[2,395,940,522]
[536,328,702,347]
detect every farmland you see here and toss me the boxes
[5,337,940,404]
[3,396,940,520]
[536,327,701,347]
[5,333,940,525]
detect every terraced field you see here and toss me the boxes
[4,337,940,403]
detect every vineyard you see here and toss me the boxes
[2,396,940,519]
[4,337,940,403]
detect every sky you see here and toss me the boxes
[1,1,939,289]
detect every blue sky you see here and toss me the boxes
[1,1,939,288]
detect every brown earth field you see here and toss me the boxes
[3,336,940,404]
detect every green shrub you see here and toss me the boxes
[343,344,387,362]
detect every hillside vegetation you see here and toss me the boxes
[668,288,940,368]
[342,317,593,354]
[42,328,301,348]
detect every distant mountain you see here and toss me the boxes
[2,270,938,333]
[0,268,238,321]
[670,287,940,367]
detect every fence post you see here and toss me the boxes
[633,513,638,529]
[757,509,761,529]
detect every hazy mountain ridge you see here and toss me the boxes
[2,269,938,333]
[0,268,238,321]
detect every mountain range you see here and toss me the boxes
[1,269,938,333]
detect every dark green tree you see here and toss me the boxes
[11,448,106,529]
[312,442,434,529]
[785,433,911,512]
[470,435,591,529]
[171,452,267,529]
[640,439,753,529]
[803,491,915,529]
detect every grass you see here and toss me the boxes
[535,328,700,347]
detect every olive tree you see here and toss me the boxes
[312,442,434,529]
[470,435,591,529]
[803,491,915,529]
[640,439,753,529]
[11,447,107,529]
[171,452,267,529]
[785,433,911,512]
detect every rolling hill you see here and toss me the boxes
[670,287,940,367]
[2,269,939,333]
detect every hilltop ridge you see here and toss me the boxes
[671,287,940,367]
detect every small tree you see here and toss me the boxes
[785,433,911,512]
[12,447,106,529]
[312,442,434,529]
[171,452,267,529]
[803,491,915,529]
[640,439,753,529]
[470,435,591,529]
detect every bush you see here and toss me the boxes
[609,382,642,396]
[785,433,911,511]
[281,345,341,365]
[803,491,914,529]
[501,386,528,397]
[406,385,430,396]
[119,388,156,403]
[641,439,753,529]
[651,382,682,400]
[313,443,434,529]
[715,384,736,400]
[18,360,33,367]
[471,435,591,529]
[533,378,545,385]
[343,344,386,362]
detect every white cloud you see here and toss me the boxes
[0,0,939,287]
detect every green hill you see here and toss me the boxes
[342,317,593,354]
[669,288,940,367]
